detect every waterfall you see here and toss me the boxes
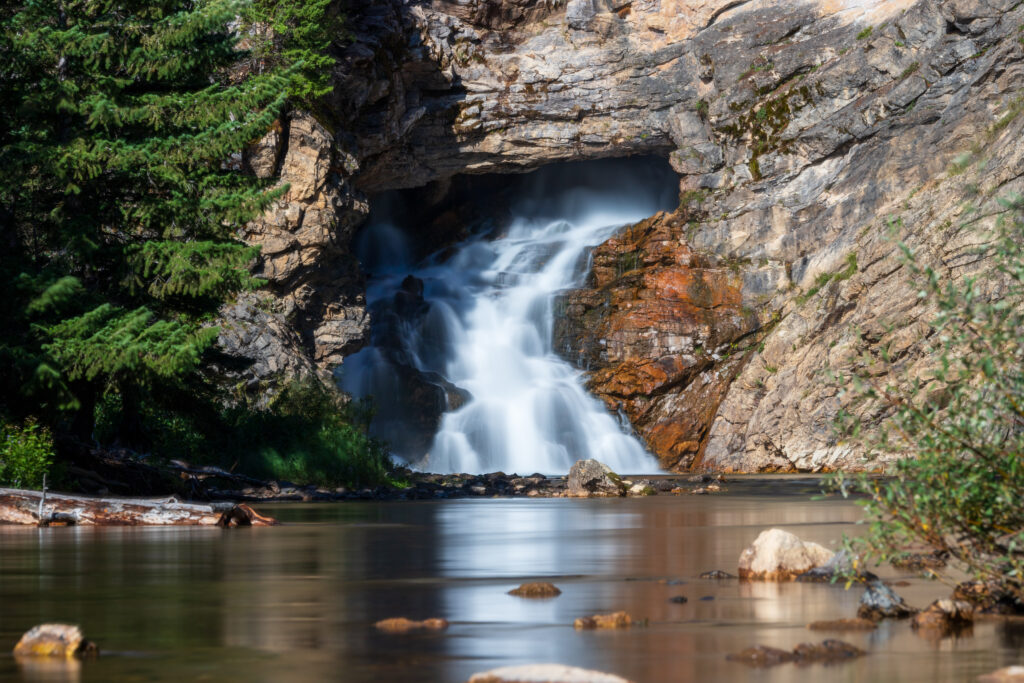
[340,158,677,475]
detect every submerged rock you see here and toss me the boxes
[979,666,1024,682]
[857,581,916,621]
[668,596,688,604]
[807,618,877,632]
[508,582,562,598]
[737,529,834,581]
[573,612,632,630]
[13,625,97,658]
[699,570,736,580]
[728,640,865,668]
[911,599,974,633]
[567,460,626,498]
[467,664,633,683]
[374,617,449,633]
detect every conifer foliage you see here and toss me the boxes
[0,0,288,446]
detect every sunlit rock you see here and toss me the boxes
[737,529,834,581]
[573,611,633,629]
[468,664,634,683]
[13,625,97,658]
[508,582,562,598]
[373,617,449,633]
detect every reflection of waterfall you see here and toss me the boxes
[340,158,677,475]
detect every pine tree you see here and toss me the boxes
[0,0,289,446]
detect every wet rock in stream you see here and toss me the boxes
[13,625,98,658]
[728,640,865,668]
[374,617,449,634]
[508,582,562,598]
[468,664,633,683]
[573,612,633,630]
[737,529,835,581]
[858,580,917,621]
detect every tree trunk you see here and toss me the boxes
[0,488,277,527]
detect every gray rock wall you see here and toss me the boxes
[227,0,1024,470]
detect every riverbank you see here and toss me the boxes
[208,470,732,503]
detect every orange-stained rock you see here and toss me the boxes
[13,625,97,658]
[554,210,760,471]
[573,612,633,630]
[374,617,449,633]
[508,582,562,598]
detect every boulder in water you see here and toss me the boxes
[468,664,634,683]
[567,460,626,498]
[13,624,97,658]
[911,599,974,633]
[573,611,632,629]
[374,617,449,633]
[737,529,834,580]
[857,580,916,621]
[508,582,562,598]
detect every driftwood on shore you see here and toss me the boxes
[0,488,277,527]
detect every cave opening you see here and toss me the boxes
[339,155,679,475]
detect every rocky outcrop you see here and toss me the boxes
[227,0,1024,472]
[555,210,759,470]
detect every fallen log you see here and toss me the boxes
[0,488,277,527]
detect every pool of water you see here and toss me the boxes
[1,478,1020,682]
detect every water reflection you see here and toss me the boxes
[0,485,1020,682]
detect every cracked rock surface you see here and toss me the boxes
[231,0,1024,471]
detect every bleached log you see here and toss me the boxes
[0,488,276,527]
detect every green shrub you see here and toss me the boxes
[94,377,389,488]
[831,195,1024,600]
[0,420,54,489]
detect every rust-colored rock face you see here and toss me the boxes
[555,211,759,471]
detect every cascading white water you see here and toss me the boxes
[341,158,677,475]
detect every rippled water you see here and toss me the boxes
[1,480,1020,682]
[341,158,676,474]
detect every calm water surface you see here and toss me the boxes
[1,478,1020,682]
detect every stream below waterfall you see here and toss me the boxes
[2,480,1019,683]
[340,158,678,474]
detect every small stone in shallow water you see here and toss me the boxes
[13,625,97,658]
[574,612,632,630]
[728,640,865,668]
[508,582,562,598]
[374,617,449,633]
[807,618,877,631]
[911,599,974,633]
[467,663,634,683]
[699,596,715,601]
[699,570,736,579]
[668,595,688,604]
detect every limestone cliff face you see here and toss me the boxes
[230,0,1024,470]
